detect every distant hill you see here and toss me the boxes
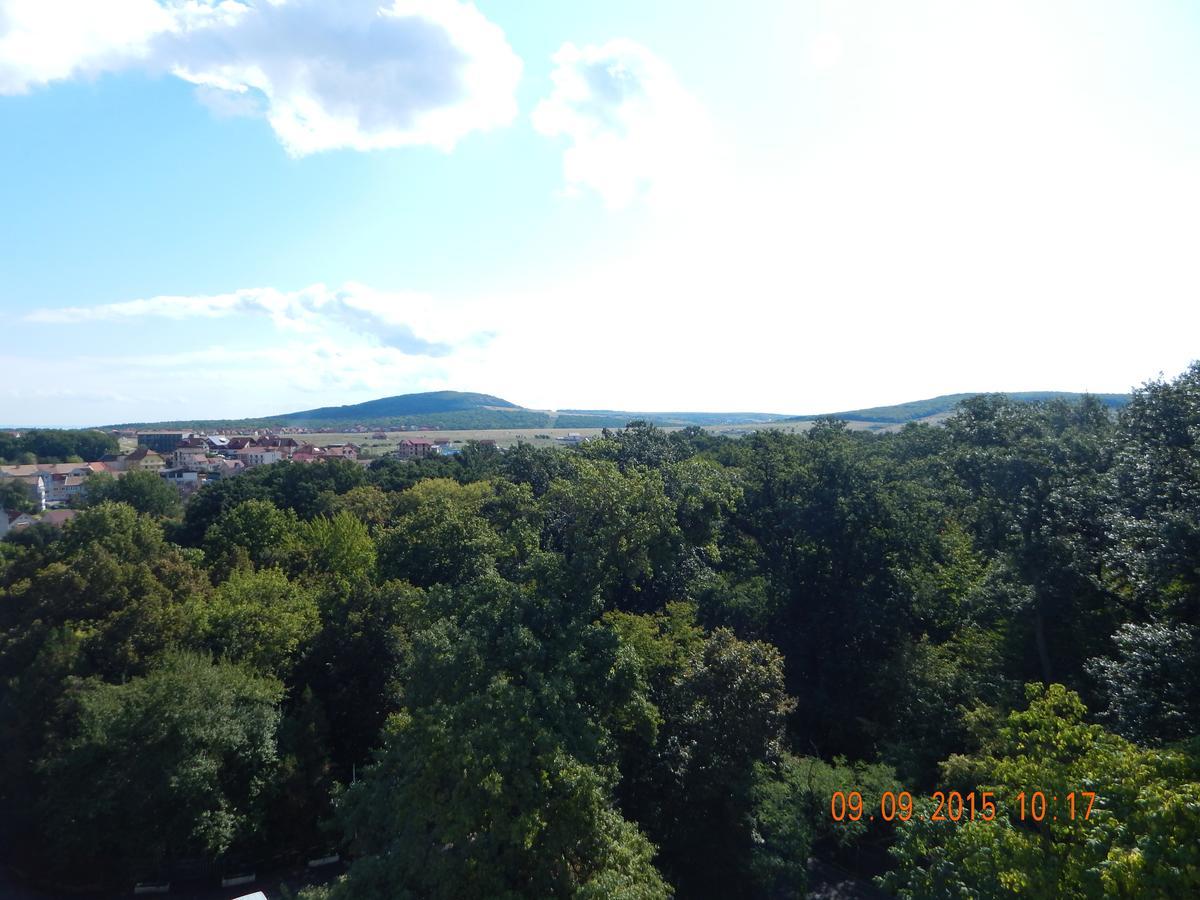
[102,391,544,431]
[557,409,791,427]
[782,391,1131,425]
[102,391,795,431]
[99,389,1133,432]
[279,391,520,423]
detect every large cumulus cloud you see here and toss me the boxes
[0,0,521,154]
[532,39,711,209]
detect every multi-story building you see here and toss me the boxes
[46,473,87,506]
[235,448,282,468]
[394,439,433,459]
[174,445,210,469]
[124,447,167,473]
[136,431,193,454]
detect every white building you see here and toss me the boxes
[174,445,210,469]
[236,448,283,468]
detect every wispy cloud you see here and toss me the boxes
[0,0,522,154]
[532,39,711,209]
[25,282,488,356]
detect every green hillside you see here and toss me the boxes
[784,391,1131,424]
[101,391,788,431]
[99,389,1134,432]
[280,391,519,422]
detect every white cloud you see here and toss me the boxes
[25,281,493,356]
[532,39,712,209]
[0,0,522,154]
[0,0,172,92]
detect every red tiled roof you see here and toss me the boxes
[40,509,79,527]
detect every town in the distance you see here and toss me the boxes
[0,387,1129,536]
[0,426,563,535]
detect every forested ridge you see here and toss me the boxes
[3,365,1200,898]
[0,429,118,465]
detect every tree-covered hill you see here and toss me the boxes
[97,389,1132,433]
[782,390,1131,424]
[281,390,520,421]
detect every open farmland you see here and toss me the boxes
[116,420,904,456]
[310,427,612,454]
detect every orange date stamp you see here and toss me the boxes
[830,789,1097,824]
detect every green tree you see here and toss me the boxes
[318,484,398,531]
[376,478,500,587]
[607,604,796,898]
[18,429,118,462]
[190,568,320,677]
[883,684,1200,899]
[500,441,573,497]
[38,652,282,886]
[202,498,299,577]
[731,427,935,755]
[297,511,377,585]
[748,753,902,899]
[2,502,209,680]
[84,469,182,518]
[0,478,37,515]
[1086,620,1200,744]
[315,575,669,899]
[581,421,682,472]
[292,579,416,775]
[541,458,679,610]
[946,395,1117,687]
[1107,362,1200,623]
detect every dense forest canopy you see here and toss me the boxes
[2,366,1200,897]
[0,429,118,465]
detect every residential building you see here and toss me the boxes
[207,457,244,478]
[5,512,37,530]
[160,468,203,493]
[394,439,433,459]
[325,443,359,460]
[99,453,128,471]
[174,445,210,469]
[290,446,325,463]
[258,436,300,453]
[137,431,192,454]
[236,448,282,468]
[46,473,87,506]
[1,463,111,510]
[124,447,167,473]
[40,509,79,528]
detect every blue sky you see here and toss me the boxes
[2,0,1199,426]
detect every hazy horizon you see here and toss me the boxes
[0,383,1148,431]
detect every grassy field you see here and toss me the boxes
[303,421,895,451]
[121,427,617,456]
[306,427,613,455]
[117,420,901,457]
